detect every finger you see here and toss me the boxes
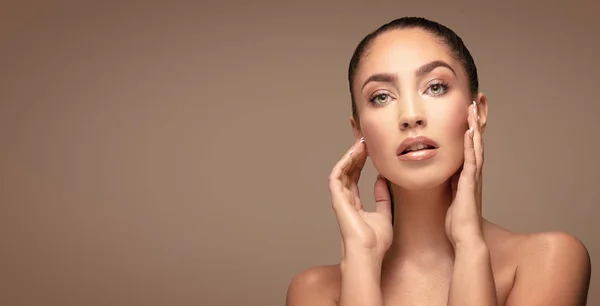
[472,101,484,177]
[348,145,368,202]
[328,138,367,221]
[472,102,484,215]
[340,139,366,188]
[346,139,367,209]
[329,138,365,193]
[349,145,367,183]
[344,139,367,186]
[374,174,392,220]
[458,104,477,190]
[450,166,461,199]
[328,179,365,235]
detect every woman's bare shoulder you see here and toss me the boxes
[513,229,590,272]
[286,264,341,306]
[484,220,589,262]
[484,221,591,304]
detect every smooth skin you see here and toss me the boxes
[286,28,591,306]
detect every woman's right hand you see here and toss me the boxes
[328,137,394,262]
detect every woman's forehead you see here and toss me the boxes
[357,28,459,79]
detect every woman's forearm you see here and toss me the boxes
[448,240,497,306]
[339,251,384,306]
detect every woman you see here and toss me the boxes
[286,17,591,305]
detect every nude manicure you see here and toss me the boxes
[472,100,480,121]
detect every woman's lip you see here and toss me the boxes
[397,148,438,161]
[396,135,439,155]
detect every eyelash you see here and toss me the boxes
[368,91,394,106]
[367,81,451,106]
[425,81,450,96]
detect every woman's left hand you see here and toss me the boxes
[445,101,485,248]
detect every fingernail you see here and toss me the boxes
[359,137,365,143]
[468,126,474,137]
[472,101,481,122]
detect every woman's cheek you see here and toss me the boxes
[360,117,396,159]
[437,103,469,164]
[434,99,468,134]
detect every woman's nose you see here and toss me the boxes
[399,116,427,130]
[399,99,427,130]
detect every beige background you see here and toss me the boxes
[1,1,598,305]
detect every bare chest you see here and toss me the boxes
[381,267,452,306]
[379,264,515,306]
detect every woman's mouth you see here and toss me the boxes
[400,143,436,155]
[397,136,439,161]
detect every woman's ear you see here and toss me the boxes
[475,93,488,133]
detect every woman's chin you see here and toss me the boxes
[395,178,445,190]
[385,169,454,191]
[373,157,462,191]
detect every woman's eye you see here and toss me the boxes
[369,93,392,105]
[426,82,449,96]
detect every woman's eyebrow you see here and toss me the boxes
[415,60,456,78]
[361,61,456,92]
[361,73,397,91]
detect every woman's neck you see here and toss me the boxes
[385,181,455,265]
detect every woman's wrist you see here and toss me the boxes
[449,237,496,306]
[453,235,488,255]
[341,249,383,286]
[341,250,383,271]
[339,251,384,306]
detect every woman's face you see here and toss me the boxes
[351,28,487,190]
